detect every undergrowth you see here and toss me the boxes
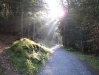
[0,65,6,75]
[39,40,54,48]
[65,46,99,71]
[6,38,50,75]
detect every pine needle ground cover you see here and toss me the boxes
[6,38,50,75]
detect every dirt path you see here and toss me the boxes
[0,34,19,75]
[37,45,99,75]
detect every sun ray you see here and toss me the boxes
[45,0,65,19]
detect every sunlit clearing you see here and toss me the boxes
[46,0,65,19]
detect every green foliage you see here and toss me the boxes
[66,47,99,71]
[59,0,99,55]
[66,47,75,51]
[6,38,50,75]
[0,65,6,75]
[40,40,54,48]
[0,0,46,37]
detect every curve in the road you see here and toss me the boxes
[37,45,98,75]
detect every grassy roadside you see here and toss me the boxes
[5,38,50,75]
[64,46,99,71]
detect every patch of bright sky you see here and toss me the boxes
[45,0,66,19]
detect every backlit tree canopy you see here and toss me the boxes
[59,0,99,56]
[0,0,46,38]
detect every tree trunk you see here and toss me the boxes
[21,0,23,37]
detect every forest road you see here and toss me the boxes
[37,45,99,75]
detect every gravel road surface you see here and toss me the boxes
[37,45,99,75]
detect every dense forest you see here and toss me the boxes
[0,0,99,56]
[59,0,99,56]
[0,0,49,40]
[1,0,99,75]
